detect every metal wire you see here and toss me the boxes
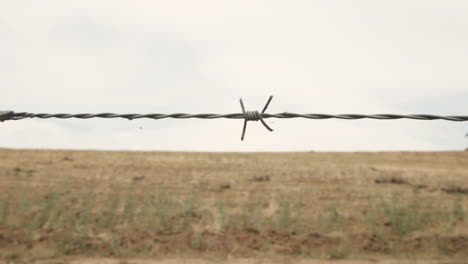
[3,112,468,121]
[240,96,273,141]
[1,96,468,140]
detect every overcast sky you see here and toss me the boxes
[1,0,467,152]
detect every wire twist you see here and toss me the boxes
[0,111,13,122]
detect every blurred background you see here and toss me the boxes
[1,0,467,152]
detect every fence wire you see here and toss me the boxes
[1,96,467,140]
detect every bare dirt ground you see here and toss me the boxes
[5,257,468,264]
[0,149,467,263]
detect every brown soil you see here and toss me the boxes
[0,149,467,263]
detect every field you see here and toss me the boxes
[0,149,467,263]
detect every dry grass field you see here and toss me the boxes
[0,148,467,263]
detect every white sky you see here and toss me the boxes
[1,0,467,151]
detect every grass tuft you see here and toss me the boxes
[276,199,292,230]
[99,191,121,229]
[320,202,344,233]
[0,191,11,226]
[155,192,172,233]
[76,191,96,227]
[30,192,60,229]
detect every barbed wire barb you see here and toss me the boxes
[239,96,274,141]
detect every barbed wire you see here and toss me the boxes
[1,96,467,140]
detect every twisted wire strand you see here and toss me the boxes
[3,112,468,121]
[1,95,467,140]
